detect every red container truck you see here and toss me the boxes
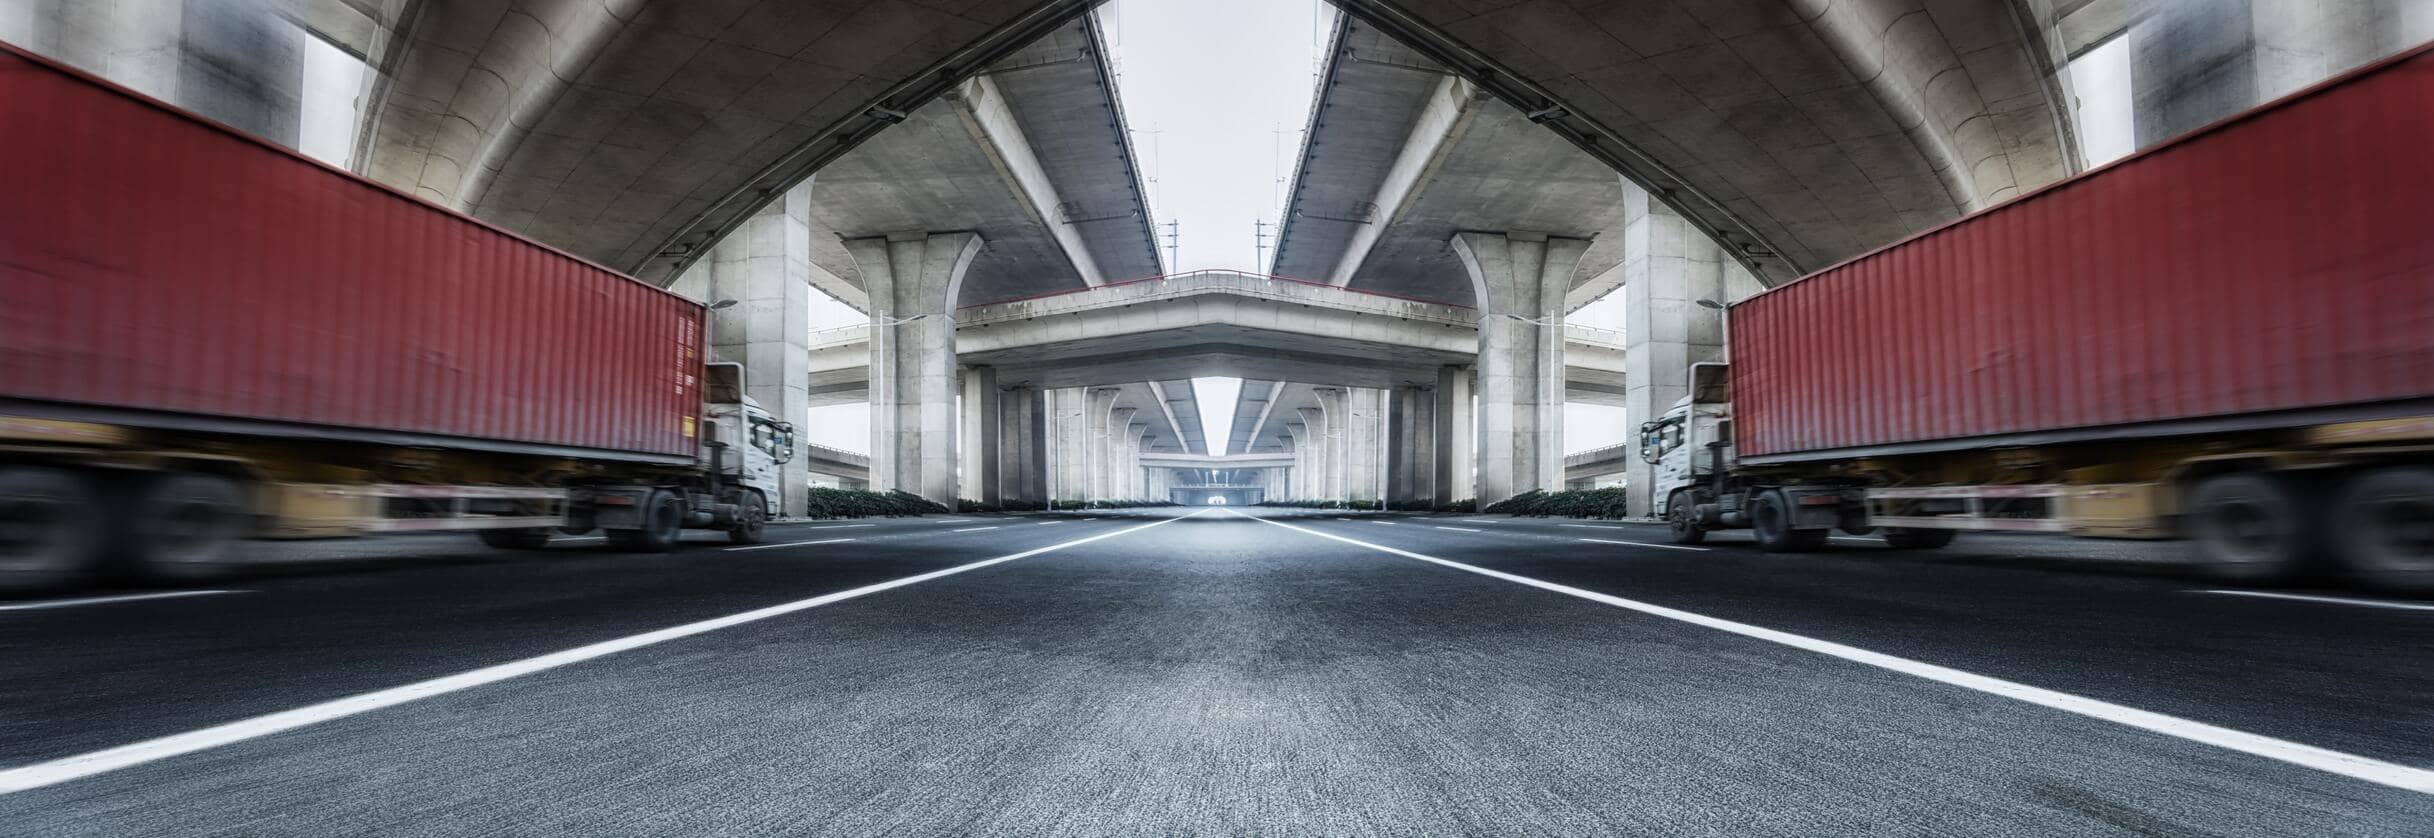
[1643,41,2434,592]
[0,42,794,591]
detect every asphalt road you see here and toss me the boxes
[1,509,2429,835]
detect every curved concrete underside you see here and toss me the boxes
[1325,0,2076,285]
[359,0,1104,284]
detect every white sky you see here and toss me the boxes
[1102,0,1331,273]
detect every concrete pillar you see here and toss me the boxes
[1390,385,1436,507]
[1092,404,1136,501]
[1339,388,1388,507]
[1433,366,1473,506]
[1045,387,1092,506]
[959,366,1000,504]
[998,385,1046,505]
[691,180,815,517]
[1285,423,1312,500]
[1620,182,1749,517]
[850,232,984,506]
[5,0,305,148]
[1452,232,1584,507]
[2128,0,2434,148]
[1298,403,1335,502]
[1123,422,1150,500]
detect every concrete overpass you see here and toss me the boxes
[16,0,2429,517]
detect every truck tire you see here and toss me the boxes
[2329,467,2434,594]
[1750,490,1826,552]
[478,528,554,550]
[605,489,682,553]
[1882,527,1956,550]
[2186,472,2314,583]
[0,467,105,592]
[1666,491,1707,545]
[122,473,250,583]
[727,490,768,545]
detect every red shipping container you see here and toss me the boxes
[1730,42,2434,463]
[0,43,703,463]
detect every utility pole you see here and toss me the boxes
[1161,219,1180,274]
[1253,220,1273,272]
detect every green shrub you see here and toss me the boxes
[800,488,952,519]
[1482,488,1630,518]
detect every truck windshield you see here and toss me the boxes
[1640,418,1684,464]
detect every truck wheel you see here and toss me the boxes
[2186,472,2314,582]
[2330,468,2434,593]
[605,490,682,553]
[727,491,768,545]
[123,473,250,583]
[1666,491,1706,545]
[478,528,554,550]
[0,467,105,592]
[1750,490,1826,552]
[1882,528,1956,550]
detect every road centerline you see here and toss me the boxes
[1243,511,2434,796]
[0,510,1207,796]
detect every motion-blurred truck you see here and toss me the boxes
[1644,42,2434,592]
[0,42,793,592]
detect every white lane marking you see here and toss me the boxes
[1370,520,1398,526]
[723,538,856,552]
[929,518,975,524]
[1559,524,1627,530]
[2196,590,2434,613]
[0,590,244,613]
[952,526,999,533]
[1434,526,1483,533]
[1036,521,1064,526]
[1240,511,2434,796]
[0,510,1207,796]
[1459,518,1504,524]
[1578,537,1711,553]
[801,524,875,531]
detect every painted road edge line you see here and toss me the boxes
[0,509,1208,795]
[0,590,244,613]
[952,526,1000,533]
[1434,526,1482,533]
[2196,589,2434,612]
[1241,511,2434,796]
[1577,537,1711,553]
[724,537,858,552]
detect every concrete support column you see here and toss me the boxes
[1433,366,1473,506]
[1122,422,1150,500]
[1045,387,1093,506]
[850,232,984,506]
[1145,467,1170,504]
[1298,403,1336,502]
[1389,385,1437,507]
[688,181,815,517]
[1452,232,1585,508]
[1262,466,1286,504]
[1285,424,1312,500]
[958,366,1000,504]
[3,0,304,148]
[1339,388,1388,507]
[2126,1,2434,148]
[1092,404,1136,501]
[1620,182,1742,517]
[998,385,1045,505]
